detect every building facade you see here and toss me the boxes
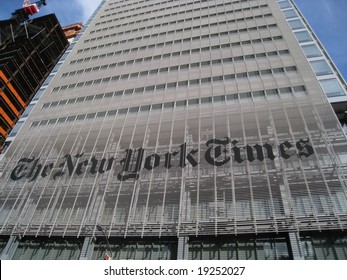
[0,0,347,260]
[0,14,69,150]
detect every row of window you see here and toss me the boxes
[99,1,268,28]
[46,70,298,110]
[87,4,269,43]
[282,8,298,19]
[35,86,307,127]
[63,49,289,79]
[277,0,292,10]
[98,0,257,29]
[108,0,135,7]
[91,6,271,40]
[73,25,279,69]
[287,18,305,30]
[82,12,273,52]
[277,0,347,98]
[52,65,297,94]
[107,0,159,9]
[105,0,254,15]
[73,33,282,65]
[102,0,257,22]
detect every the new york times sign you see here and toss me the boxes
[10,137,314,182]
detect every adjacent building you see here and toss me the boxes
[0,13,69,151]
[1,0,347,260]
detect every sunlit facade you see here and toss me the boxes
[1,0,347,260]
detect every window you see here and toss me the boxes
[129,107,139,113]
[58,100,67,106]
[278,49,290,55]
[225,74,235,80]
[105,92,113,98]
[43,74,54,86]
[86,113,96,119]
[152,104,162,110]
[278,0,292,9]
[279,87,293,96]
[226,94,238,102]
[310,60,332,76]
[188,99,199,105]
[66,116,76,122]
[31,121,39,127]
[33,88,45,100]
[145,86,155,92]
[248,71,260,77]
[201,97,212,104]
[266,89,279,99]
[175,80,188,88]
[295,31,313,43]
[22,104,35,117]
[213,76,223,82]
[288,19,305,30]
[273,68,285,74]
[320,79,345,97]
[236,72,247,78]
[48,118,57,125]
[96,111,106,118]
[302,44,321,58]
[256,53,266,58]
[293,85,307,96]
[283,9,297,19]
[167,82,177,89]
[140,105,151,112]
[190,79,200,85]
[244,54,255,60]
[239,92,252,101]
[135,87,144,94]
[253,90,266,100]
[285,66,297,72]
[77,115,86,121]
[213,95,225,102]
[9,121,24,137]
[39,120,49,126]
[42,103,50,109]
[156,84,166,91]
[50,101,59,107]
[164,102,174,108]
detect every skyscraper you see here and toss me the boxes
[0,0,347,260]
[0,14,69,150]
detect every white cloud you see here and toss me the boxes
[75,0,102,23]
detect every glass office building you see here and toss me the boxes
[1,0,347,260]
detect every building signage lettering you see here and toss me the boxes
[10,137,314,182]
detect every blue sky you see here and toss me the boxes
[0,0,346,81]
